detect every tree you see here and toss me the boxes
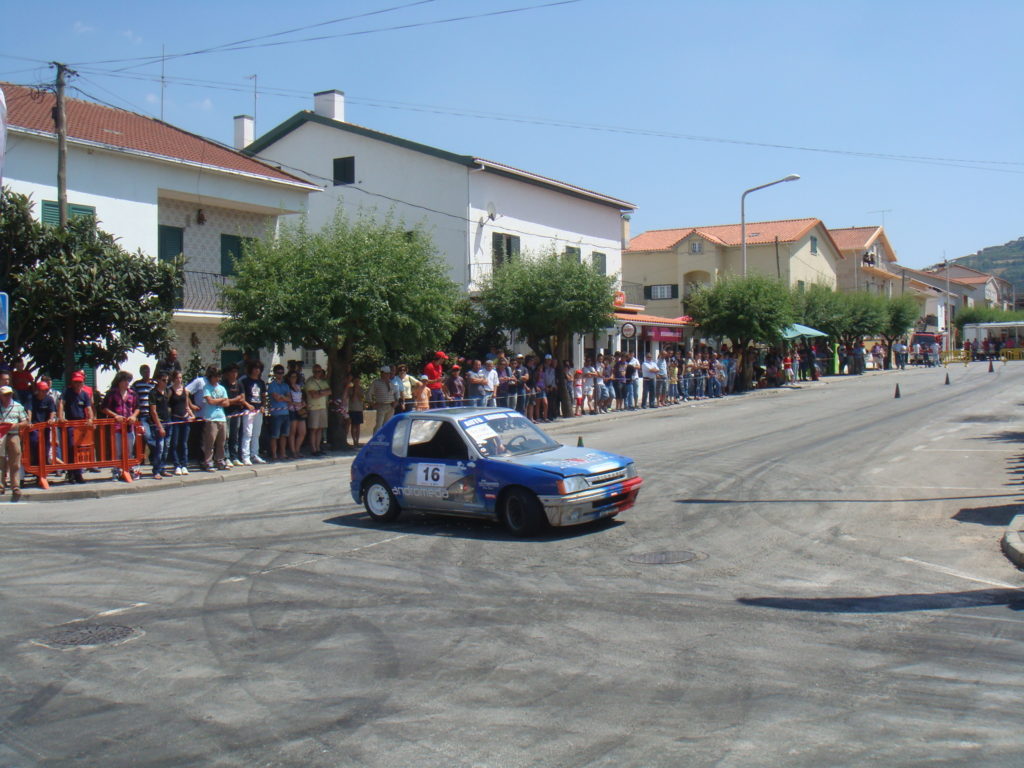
[879,295,919,368]
[0,187,180,378]
[836,292,887,346]
[687,273,794,390]
[447,297,507,362]
[478,248,616,361]
[221,210,461,447]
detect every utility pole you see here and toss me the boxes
[51,61,75,228]
[160,45,166,121]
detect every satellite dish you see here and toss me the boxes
[485,202,497,221]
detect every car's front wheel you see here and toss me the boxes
[363,477,400,523]
[501,487,546,537]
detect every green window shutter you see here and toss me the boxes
[333,156,355,185]
[158,225,184,263]
[492,232,505,266]
[670,284,679,299]
[592,252,607,275]
[565,246,581,262]
[509,236,520,260]
[220,349,243,371]
[221,234,242,276]
[643,285,653,300]
[68,204,95,219]
[41,200,60,225]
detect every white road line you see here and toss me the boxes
[898,556,1021,589]
[70,601,149,623]
[347,533,407,552]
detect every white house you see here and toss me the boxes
[241,90,635,310]
[1,82,319,389]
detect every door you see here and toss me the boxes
[397,418,484,515]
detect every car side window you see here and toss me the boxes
[391,419,411,458]
[406,420,470,461]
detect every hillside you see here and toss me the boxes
[953,236,1024,290]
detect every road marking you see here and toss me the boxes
[898,556,1021,589]
[348,533,406,552]
[68,601,149,623]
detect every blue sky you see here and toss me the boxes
[3,0,1021,268]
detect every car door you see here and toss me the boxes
[397,417,486,516]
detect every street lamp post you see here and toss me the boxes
[741,174,800,276]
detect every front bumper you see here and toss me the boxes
[537,476,643,527]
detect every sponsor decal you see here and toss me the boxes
[394,486,449,499]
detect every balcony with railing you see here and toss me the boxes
[176,270,229,315]
[620,280,645,307]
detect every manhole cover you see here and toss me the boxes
[38,624,139,648]
[628,550,697,565]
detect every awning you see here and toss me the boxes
[613,311,691,327]
[614,311,690,343]
[781,323,828,339]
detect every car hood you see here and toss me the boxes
[490,445,631,477]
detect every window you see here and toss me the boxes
[592,252,607,275]
[689,240,703,254]
[810,236,818,254]
[40,200,95,225]
[564,246,581,262]
[644,284,679,300]
[220,234,255,276]
[301,348,317,366]
[333,156,355,185]
[492,233,520,267]
[405,420,469,461]
[158,225,184,263]
[797,280,806,292]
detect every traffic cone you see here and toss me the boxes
[944,372,950,386]
[577,436,584,447]
[894,384,901,399]
[989,359,995,373]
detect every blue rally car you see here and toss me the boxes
[350,408,643,536]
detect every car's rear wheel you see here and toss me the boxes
[363,477,400,522]
[501,487,546,537]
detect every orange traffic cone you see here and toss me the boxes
[989,359,995,373]
[945,372,950,386]
[894,384,901,399]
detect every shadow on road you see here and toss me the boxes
[971,429,1024,443]
[323,511,623,542]
[676,493,1021,505]
[738,588,1023,613]
[953,504,1023,526]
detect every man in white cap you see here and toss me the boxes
[371,366,396,432]
[0,384,30,500]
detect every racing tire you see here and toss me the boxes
[363,477,401,523]
[501,487,546,537]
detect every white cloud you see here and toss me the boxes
[72,21,95,35]
[121,29,143,45]
[145,93,159,105]
[190,97,214,112]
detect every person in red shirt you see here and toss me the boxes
[423,351,448,408]
[11,357,33,406]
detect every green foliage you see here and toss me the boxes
[954,304,1024,330]
[448,297,507,362]
[687,273,794,347]
[839,292,887,344]
[0,187,180,377]
[794,286,888,344]
[881,295,919,340]
[794,283,844,338]
[478,249,616,358]
[220,209,461,445]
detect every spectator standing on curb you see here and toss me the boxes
[641,353,659,409]
[0,385,29,500]
[483,359,499,407]
[414,375,431,410]
[392,365,414,414]
[443,365,464,406]
[28,380,57,469]
[156,348,182,380]
[199,368,230,471]
[286,370,308,459]
[222,364,250,466]
[466,360,488,407]
[423,352,448,408]
[11,358,33,406]
[239,361,266,465]
[371,366,397,433]
[267,365,292,461]
[304,364,331,456]
[148,372,171,479]
[167,369,194,475]
[101,371,141,481]
[57,371,93,485]
[348,377,365,447]
[132,364,156,458]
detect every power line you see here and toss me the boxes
[71,0,582,67]
[64,68,1024,174]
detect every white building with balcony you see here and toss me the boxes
[1,82,318,389]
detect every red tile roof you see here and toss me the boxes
[828,226,880,251]
[627,218,823,252]
[943,275,990,284]
[1,82,314,187]
[614,311,690,326]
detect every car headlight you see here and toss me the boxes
[557,476,588,495]
[624,463,638,479]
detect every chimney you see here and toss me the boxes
[314,89,345,122]
[233,115,254,149]
[621,213,631,251]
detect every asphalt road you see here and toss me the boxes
[1,363,1022,767]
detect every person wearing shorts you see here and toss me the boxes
[267,365,292,460]
[304,364,331,456]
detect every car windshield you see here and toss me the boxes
[458,412,560,458]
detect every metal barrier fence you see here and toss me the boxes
[20,418,146,489]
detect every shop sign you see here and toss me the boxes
[620,322,637,339]
[645,325,683,342]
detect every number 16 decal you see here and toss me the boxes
[417,463,445,486]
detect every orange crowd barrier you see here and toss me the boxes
[20,418,146,489]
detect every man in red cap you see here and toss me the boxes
[58,371,94,484]
[423,351,448,408]
[29,378,58,469]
